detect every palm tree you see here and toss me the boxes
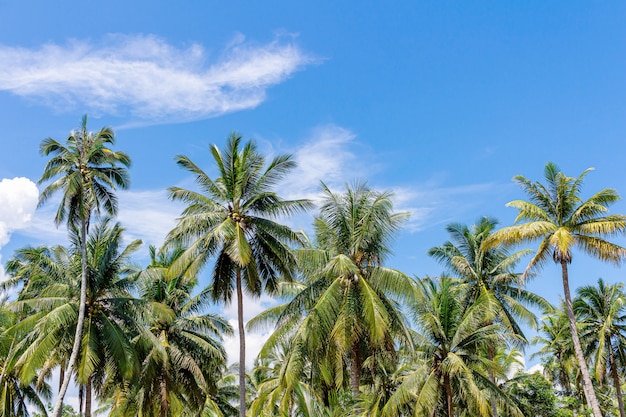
[381,277,522,417]
[165,133,311,417]
[6,219,141,417]
[531,307,577,397]
[0,300,51,417]
[574,278,626,417]
[259,182,414,412]
[38,115,131,417]
[429,217,549,416]
[109,245,232,417]
[485,162,626,417]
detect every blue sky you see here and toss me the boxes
[1,1,626,384]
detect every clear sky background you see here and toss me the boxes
[1,1,626,401]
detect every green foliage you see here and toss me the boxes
[504,372,559,417]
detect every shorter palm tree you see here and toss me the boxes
[0,301,50,417]
[381,277,522,417]
[574,278,626,417]
[6,219,141,417]
[110,245,232,417]
[260,182,413,410]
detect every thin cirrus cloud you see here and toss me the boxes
[0,33,315,123]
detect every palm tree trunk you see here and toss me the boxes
[350,345,361,410]
[160,373,169,417]
[609,344,625,417]
[59,366,64,393]
[444,373,454,417]
[85,379,92,417]
[79,385,83,416]
[487,345,498,417]
[350,346,360,398]
[237,269,246,417]
[51,219,89,417]
[560,260,602,417]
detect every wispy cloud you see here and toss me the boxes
[116,189,183,248]
[0,33,315,124]
[391,182,501,232]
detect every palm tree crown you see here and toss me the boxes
[38,115,131,227]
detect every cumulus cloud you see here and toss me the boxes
[0,177,38,248]
[0,178,38,281]
[0,34,314,124]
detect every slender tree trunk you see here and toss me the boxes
[52,219,89,417]
[444,373,454,417]
[160,373,169,417]
[79,385,83,416]
[58,366,64,394]
[350,345,361,411]
[85,378,92,417]
[350,346,361,398]
[487,345,498,417]
[560,260,602,417]
[609,344,625,417]
[237,269,246,417]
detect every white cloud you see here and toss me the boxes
[0,34,315,124]
[527,363,544,375]
[273,125,501,235]
[116,189,183,248]
[0,177,38,248]
[286,125,364,199]
[0,177,38,283]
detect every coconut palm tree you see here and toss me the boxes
[381,277,522,417]
[38,115,131,417]
[0,300,51,417]
[110,245,232,417]
[258,182,414,413]
[574,278,626,417]
[531,307,577,397]
[429,217,549,416]
[485,162,626,417]
[6,219,141,417]
[165,133,311,417]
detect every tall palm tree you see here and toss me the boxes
[165,133,311,417]
[260,182,414,411]
[485,162,626,417]
[38,115,131,417]
[574,278,626,417]
[108,245,232,417]
[429,217,549,416]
